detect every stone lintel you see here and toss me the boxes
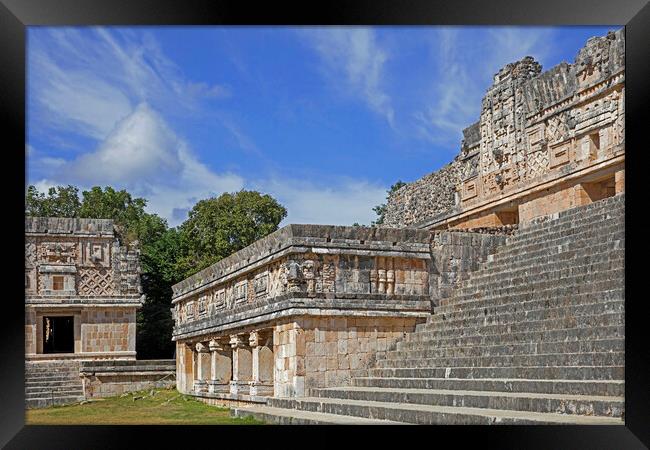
[172,306,429,342]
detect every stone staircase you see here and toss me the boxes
[232,194,625,424]
[25,360,85,409]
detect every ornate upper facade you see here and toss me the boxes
[383,29,625,229]
[25,217,143,359]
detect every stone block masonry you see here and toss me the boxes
[79,360,176,399]
[171,224,504,401]
[25,217,147,408]
[232,194,625,424]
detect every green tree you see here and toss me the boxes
[176,190,287,278]
[372,180,407,226]
[26,185,81,217]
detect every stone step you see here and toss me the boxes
[25,379,81,387]
[367,365,624,381]
[375,351,624,369]
[230,405,401,424]
[391,337,624,359]
[512,196,624,238]
[421,299,624,332]
[25,375,81,383]
[26,389,84,399]
[404,325,624,348]
[512,203,625,240]
[311,386,624,417]
[504,215,624,251]
[448,269,623,302]
[412,312,623,340]
[454,262,624,298]
[493,234,624,266]
[475,241,623,279]
[266,396,624,425]
[503,224,624,261]
[351,377,625,397]
[26,384,83,393]
[439,279,623,310]
[467,249,624,288]
[434,288,623,316]
[25,395,85,409]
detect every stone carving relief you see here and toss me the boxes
[545,114,569,145]
[39,242,77,264]
[175,251,433,327]
[234,280,248,304]
[253,273,269,298]
[25,241,37,267]
[83,241,111,266]
[78,267,114,296]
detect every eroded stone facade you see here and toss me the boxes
[172,225,435,400]
[383,29,625,230]
[25,217,143,360]
[172,225,506,403]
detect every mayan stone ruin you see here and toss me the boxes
[170,29,625,424]
[382,29,624,231]
[25,217,175,408]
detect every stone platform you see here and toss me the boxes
[231,195,625,424]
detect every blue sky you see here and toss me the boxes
[26,25,618,227]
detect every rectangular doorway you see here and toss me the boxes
[43,316,74,354]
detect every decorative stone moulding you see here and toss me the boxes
[171,224,433,342]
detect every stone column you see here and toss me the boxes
[615,169,625,195]
[193,342,208,393]
[249,330,261,396]
[208,338,232,394]
[229,334,252,395]
[386,269,395,295]
[378,269,387,294]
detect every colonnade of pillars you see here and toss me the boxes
[191,329,273,397]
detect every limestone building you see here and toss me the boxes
[172,30,625,424]
[382,29,624,230]
[25,217,143,360]
[25,217,177,409]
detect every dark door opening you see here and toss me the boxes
[43,316,74,354]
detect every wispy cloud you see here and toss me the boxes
[28,28,251,225]
[35,102,244,226]
[414,27,553,148]
[302,28,395,126]
[256,177,387,226]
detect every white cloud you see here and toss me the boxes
[29,50,133,140]
[257,177,388,226]
[28,27,231,141]
[415,27,553,148]
[303,28,394,126]
[33,103,244,226]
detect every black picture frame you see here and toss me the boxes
[1,0,648,447]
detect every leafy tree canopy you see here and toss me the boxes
[176,190,287,279]
[26,185,81,218]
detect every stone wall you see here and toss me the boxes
[80,359,176,398]
[382,29,625,230]
[171,225,433,340]
[430,231,508,302]
[382,160,463,228]
[80,308,136,354]
[273,317,421,397]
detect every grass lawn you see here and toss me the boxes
[25,388,264,425]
